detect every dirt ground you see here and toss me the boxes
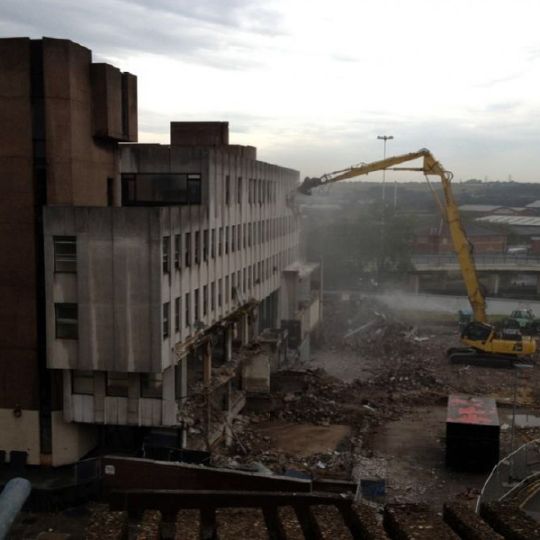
[227,294,540,509]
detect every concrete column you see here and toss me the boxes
[410,274,420,294]
[493,273,500,295]
[239,314,250,346]
[94,372,106,423]
[225,326,233,363]
[203,341,212,386]
[127,373,139,424]
[224,381,233,447]
[162,366,177,426]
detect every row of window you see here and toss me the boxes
[162,216,297,273]
[72,370,163,399]
[162,251,293,339]
[121,173,202,206]
[224,176,279,207]
[54,243,298,343]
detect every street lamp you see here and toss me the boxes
[377,135,393,201]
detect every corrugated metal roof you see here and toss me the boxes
[477,215,540,226]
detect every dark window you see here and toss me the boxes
[225,276,229,303]
[218,228,223,256]
[175,297,180,332]
[55,303,78,339]
[237,225,242,251]
[211,281,215,311]
[141,373,163,399]
[185,293,191,326]
[195,231,200,265]
[203,229,208,261]
[185,233,191,267]
[121,173,202,206]
[194,289,199,321]
[54,236,77,273]
[107,372,128,397]
[174,234,181,269]
[72,370,93,395]
[231,225,236,252]
[162,236,170,273]
[203,285,208,316]
[225,175,230,205]
[211,229,215,258]
[225,226,229,254]
[163,302,169,338]
[218,279,223,307]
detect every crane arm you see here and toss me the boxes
[299,148,487,322]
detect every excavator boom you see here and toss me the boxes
[298,148,487,321]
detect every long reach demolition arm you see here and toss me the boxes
[298,148,487,323]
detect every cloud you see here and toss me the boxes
[0,0,283,69]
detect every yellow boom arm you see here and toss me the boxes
[298,148,487,322]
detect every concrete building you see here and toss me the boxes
[0,37,321,465]
[0,37,137,466]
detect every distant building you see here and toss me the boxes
[1,38,321,466]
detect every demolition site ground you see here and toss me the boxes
[222,295,540,509]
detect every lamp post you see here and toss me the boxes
[377,135,393,202]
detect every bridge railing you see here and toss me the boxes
[412,253,540,268]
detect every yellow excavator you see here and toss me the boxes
[299,148,537,364]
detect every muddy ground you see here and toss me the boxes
[224,295,540,509]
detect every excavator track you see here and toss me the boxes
[447,347,519,368]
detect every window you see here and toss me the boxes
[211,281,215,311]
[107,372,129,397]
[211,229,216,258]
[243,224,247,249]
[203,229,208,261]
[203,285,208,316]
[121,173,201,205]
[175,297,180,332]
[225,175,230,205]
[54,236,77,273]
[231,225,236,252]
[237,176,242,204]
[163,302,170,338]
[185,293,191,326]
[237,225,242,251]
[141,373,163,399]
[185,233,191,267]
[225,276,229,303]
[194,288,200,321]
[237,271,241,294]
[55,303,78,339]
[218,278,223,307]
[218,227,223,256]
[248,223,252,247]
[225,226,229,254]
[195,231,200,265]
[174,234,181,269]
[162,236,170,273]
[243,269,246,292]
[107,177,114,206]
[72,370,93,395]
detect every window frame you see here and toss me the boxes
[55,303,78,340]
[53,236,77,273]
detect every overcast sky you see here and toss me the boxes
[3,0,540,181]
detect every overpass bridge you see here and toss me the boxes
[410,254,540,296]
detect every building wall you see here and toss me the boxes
[44,144,301,428]
[0,36,136,464]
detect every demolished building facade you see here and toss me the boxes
[0,37,322,465]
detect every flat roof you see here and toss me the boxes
[446,394,499,426]
[477,215,540,227]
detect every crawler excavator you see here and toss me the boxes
[298,148,536,364]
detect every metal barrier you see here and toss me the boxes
[476,438,540,512]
